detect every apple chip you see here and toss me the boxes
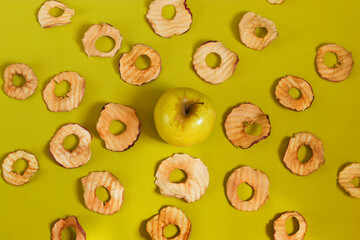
[119,43,161,86]
[274,211,307,240]
[225,103,271,149]
[49,123,91,168]
[51,216,86,240]
[2,150,39,186]
[146,206,191,240]
[81,171,124,215]
[315,43,354,82]
[275,75,314,111]
[192,41,238,85]
[267,0,285,4]
[239,12,278,50]
[3,63,38,100]
[283,132,325,176]
[38,0,74,28]
[146,0,192,38]
[338,163,360,198]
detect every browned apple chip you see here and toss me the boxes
[239,12,278,50]
[2,150,39,186]
[315,43,354,82]
[119,44,161,86]
[275,75,314,111]
[267,0,285,4]
[49,123,91,168]
[283,132,325,176]
[273,211,307,240]
[3,63,38,100]
[38,0,74,28]
[338,163,360,198]
[146,0,192,38]
[146,206,191,240]
[192,41,238,85]
[51,216,86,240]
[81,171,124,215]
[96,103,141,152]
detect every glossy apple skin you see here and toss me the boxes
[154,87,216,147]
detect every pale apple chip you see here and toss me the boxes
[51,216,86,240]
[49,123,91,168]
[82,23,122,58]
[267,0,285,4]
[192,41,238,85]
[146,0,192,38]
[81,171,124,215]
[119,43,161,86]
[225,103,271,149]
[146,206,191,240]
[96,103,141,152]
[338,162,360,198]
[274,211,307,240]
[38,0,74,28]
[283,132,325,176]
[315,43,354,82]
[275,75,314,111]
[239,12,278,50]
[3,63,38,100]
[2,150,39,186]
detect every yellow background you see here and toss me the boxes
[0,0,359,239]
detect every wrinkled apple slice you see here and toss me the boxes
[338,163,360,198]
[81,171,124,215]
[239,12,278,50]
[51,216,86,240]
[3,63,38,100]
[119,43,161,86]
[38,0,74,28]
[193,41,238,84]
[49,123,91,168]
[146,206,191,240]
[267,0,285,4]
[225,103,271,149]
[275,75,314,111]
[226,166,269,212]
[283,132,325,176]
[2,150,39,186]
[96,103,141,152]
[316,43,354,82]
[273,211,307,240]
[155,153,209,203]
[146,0,192,38]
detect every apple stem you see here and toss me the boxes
[185,102,204,114]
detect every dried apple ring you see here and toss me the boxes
[146,0,192,38]
[81,171,124,215]
[51,216,86,240]
[338,163,360,198]
[192,41,238,85]
[275,75,314,111]
[273,211,307,240]
[2,150,39,186]
[3,63,38,100]
[315,43,354,82]
[283,132,325,176]
[82,23,122,57]
[38,0,74,28]
[119,44,161,86]
[239,12,278,50]
[225,103,271,149]
[146,206,191,240]
[96,103,141,152]
[267,0,285,4]
[226,166,269,211]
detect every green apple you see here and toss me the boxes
[154,87,216,147]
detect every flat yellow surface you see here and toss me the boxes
[0,0,359,239]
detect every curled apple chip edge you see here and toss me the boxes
[51,216,86,240]
[338,162,360,198]
[273,211,307,240]
[267,0,285,4]
[38,0,75,28]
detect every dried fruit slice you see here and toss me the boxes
[81,171,124,215]
[225,103,271,149]
[146,206,191,240]
[51,216,86,240]
[2,150,39,186]
[82,23,122,58]
[96,103,141,152]
[146,0,192,38]
[49,123,91,168]
[192,41,238,85]
[119,44,161,86]
[273,211,307,240]
[338,163,360,198]
[315,43,354,82]
[239,12,278,50]
[3,63,38,100]
[267,0,285,4]
[38,0,75,28]
[275,75,314,111]
[43,71,85,112]
[283,132,325,176]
